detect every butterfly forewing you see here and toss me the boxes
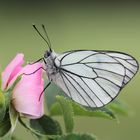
[53,50,139,108]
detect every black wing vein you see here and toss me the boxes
[61,71,92,107]
[59,72,72,99]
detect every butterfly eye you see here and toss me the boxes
[44,50,51,58]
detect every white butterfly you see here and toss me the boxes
[31,24,139,108]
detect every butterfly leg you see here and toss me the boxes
[39,82,51,101]
[28,58,46,65]
[22,67,46,76]
[21,67,51,101]
[19,66,51,101]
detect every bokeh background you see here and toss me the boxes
[0,0,140,140]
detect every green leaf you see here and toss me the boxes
[54,133,96,140]
[19,117,44,138]
[107,100,129,116]
[50,96,117,121]
[55,96,74,133]
[71,100,117,120]
[0,91,6,122]
[30,115,62,135]
[0,111,11,137]
[9,104,19,133]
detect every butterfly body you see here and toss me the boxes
[44,50,59,80]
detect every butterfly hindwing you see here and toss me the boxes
[53,50,138,107]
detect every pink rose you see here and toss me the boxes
[2,54,44,119]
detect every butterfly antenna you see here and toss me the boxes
[32,24,51,50]
[42,24,52,51]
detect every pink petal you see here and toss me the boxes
[2,54,24,90]
[12,63,44,119]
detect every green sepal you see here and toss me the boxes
[0,111,11,137]
[9,104,19,134]
[0,91,6,123]
[5,76,21,94]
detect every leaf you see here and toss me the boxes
[19,117,43,138]
[54,133,96,140]
[97,107,118,121]
[30,115,62,135]
[107,100,129,116]
[71,101,117,120]
[9,104,19,133]
[0,91,6,123]
[55,96,74,133]
[50,96,117,121]
[0,111,11,137]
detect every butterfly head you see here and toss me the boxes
[44,49,52,58]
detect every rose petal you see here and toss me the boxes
[2,54,24,90]
[12,63,44,119]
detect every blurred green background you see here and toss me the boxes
[0,0,140,140]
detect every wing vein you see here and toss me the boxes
[84,63,124,77]
[59,72,72,99]
[63,71,98,107]
[61,71,93,107]
[94,79,114,99]
[61,62,120,67]
[61,68,97,79]
[78,52,98,63]
[79,77,105,105]
[97,76,122,88]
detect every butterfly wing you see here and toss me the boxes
[52,50,139,108]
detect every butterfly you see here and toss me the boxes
[30,24,139,108]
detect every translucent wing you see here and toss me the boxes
[53,50,139,108]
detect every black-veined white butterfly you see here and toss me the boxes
[30,24,139,108]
